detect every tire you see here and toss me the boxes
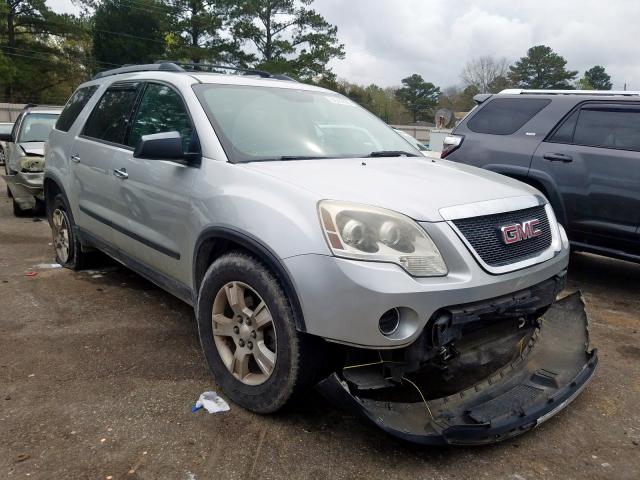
[49,193,87,270]
[196,252,327,413]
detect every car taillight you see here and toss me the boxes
[440,135,464,159]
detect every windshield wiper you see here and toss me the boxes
[278,155,329,160]
[367,150,419,157]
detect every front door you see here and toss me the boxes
[531,103,640,255]
[109,82,200,288]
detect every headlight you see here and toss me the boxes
[19,156,44,173]
[318,200,448,277]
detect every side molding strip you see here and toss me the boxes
[79,205,181,260]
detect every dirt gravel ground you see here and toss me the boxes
[0,178,639,480]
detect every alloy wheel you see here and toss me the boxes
[52,208,70,263]
[212,281,277,385]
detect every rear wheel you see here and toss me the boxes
[49,194,87,270]
[197,252,327,413]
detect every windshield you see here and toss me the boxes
[18,113,59,143]
[193,84,420,162]
[395,130,429,151]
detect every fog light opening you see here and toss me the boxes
[379,308,401,336]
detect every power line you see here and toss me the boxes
[2,46,120,68]
[24,14,168,45]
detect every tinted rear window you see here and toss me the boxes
[573,107,640,151]
[56,85,99,132]
[82,83,140,145]
[467,98,550,135]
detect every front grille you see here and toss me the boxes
[452,205,552,267]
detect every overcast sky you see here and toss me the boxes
[49,0,638,89]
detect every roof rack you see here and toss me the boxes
[499,88,640,96]
[91,61,297,82]
[165,62,297,81]
[92,62,184,80]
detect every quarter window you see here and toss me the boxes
[82,83,141,145]
[548,110,579,144]
[467,98,551,135]
[128,83,194,152]
[56,85,99,132]
[573,107,640,151]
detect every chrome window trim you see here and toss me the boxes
[441,198,563,275]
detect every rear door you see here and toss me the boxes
[531,103,640,254]
[109,81,200,287]
[71,81,143,244]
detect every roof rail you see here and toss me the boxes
[92,62,185,80]
[159,62,297,81]
[499,88,640,96]
[91,61,297,82]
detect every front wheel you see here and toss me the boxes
[196,252,327,413]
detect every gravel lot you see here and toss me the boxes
[1,177,639,479]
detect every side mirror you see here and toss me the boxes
[134,131,185,161]
[0,133,13,142]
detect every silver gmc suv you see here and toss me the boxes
[44,63,597,445]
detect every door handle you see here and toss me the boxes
[543,153,573,163]
[113,168,129,180]
[70,154,81,163]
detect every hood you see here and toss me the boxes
[20,142,45,157]
[242,157,539,222]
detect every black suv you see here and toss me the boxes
[443,89,640,264]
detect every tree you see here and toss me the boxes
[165,0,247,64]
[92,0,166,67]
[227,0,345,81]
[0,0,91,103]
[508,45,577,89]
[487,75,511,93]
[582,65,612,90]
[395,74,440,123]
[461,56,509,93]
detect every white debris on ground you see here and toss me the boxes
[34,263,62,269]
[192,391,230,414]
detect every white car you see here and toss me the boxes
[0,106,61,215]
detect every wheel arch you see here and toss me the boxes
[193,226,307,332]
[43,173,67,222]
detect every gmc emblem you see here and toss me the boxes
[501,219,542,244]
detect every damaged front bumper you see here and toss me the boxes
[318,292,597,445]
[2,171,44,209]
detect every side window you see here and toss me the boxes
[128,83,195,152]
[573,107,640,151]
[548,109,579,144]
[467,98,551,135]
[82,83,141,145]
[56,85,99,132]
